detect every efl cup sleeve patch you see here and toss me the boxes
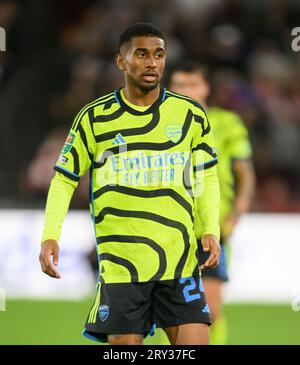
[61,132,76,154]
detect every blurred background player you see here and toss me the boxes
[169,62,255,344]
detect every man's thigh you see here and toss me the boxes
[108,334,144,345]
[203,277,223,322]
[164,323,209,345]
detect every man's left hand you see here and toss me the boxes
[200,234,221,270]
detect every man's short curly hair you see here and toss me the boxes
[119,23,166,51]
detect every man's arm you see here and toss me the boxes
[39,109,96,278]
[195,165,221,270]
[191,105,221,270]
[221,110,255,239]
[222,159,255,239]
[39,172,78,278]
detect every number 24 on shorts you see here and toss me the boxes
[180,277,204,303]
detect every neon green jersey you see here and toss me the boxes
[53,88,219,284]
[207,107,252,226]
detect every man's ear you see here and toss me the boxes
[115,53,125,71]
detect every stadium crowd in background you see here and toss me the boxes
[0,0,300,212]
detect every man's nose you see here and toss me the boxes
[145,55,157,68]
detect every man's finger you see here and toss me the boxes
[41,251,61,278]
[45,261,61,278]
[42,256,60,278]
[45,264,61,279]
[40,256,59,278]
[44,250,59,273]
[45,267,61,278]
[201,252,218,270]
[53,246,59,266]
[39,254,46,273]
[201,238,210,252]
[208,251,219,266]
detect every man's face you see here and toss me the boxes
[169,71,210,103]
[116,36,166,92]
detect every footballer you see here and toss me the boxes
[39,23,221,345]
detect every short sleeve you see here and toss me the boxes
[227,113,252,159]
[54,110,96,181]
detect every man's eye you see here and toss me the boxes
[138,53,145,58]
[156,53,163,59]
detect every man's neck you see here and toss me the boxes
[198,99,208,109]
[123,85,160,107]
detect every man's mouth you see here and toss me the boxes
[142,72,158,82]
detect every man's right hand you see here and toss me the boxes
[39,239,61,279]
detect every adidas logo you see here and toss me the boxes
[202,304,210,314]
[112,133,126,145]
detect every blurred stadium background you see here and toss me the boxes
[0,0,300,345]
